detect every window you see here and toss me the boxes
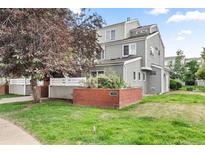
[150,46,154,56]
[123,43,137,57]
[143,72,146,81]
[133,72,136,80]
[129,43,136,55]
[155,47,160,56]
[138,72,141,80]
[123,45,129,56]
[91,71,97,77]
[91,70,104,77]
[106,29,115,41]
[111,30,115,40]
[98,71,104,75]
[101,50,105,59]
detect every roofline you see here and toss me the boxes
[100,19,139,29]
[95,57,142,67]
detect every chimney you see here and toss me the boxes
[127,17,131,21]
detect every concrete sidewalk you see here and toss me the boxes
[0,96,33,104]
[0,118,40,145]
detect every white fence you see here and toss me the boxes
[10,78,43,86]
[9,78,43,95]
[196,80,205,86]
[49,77,86,99]
[50,77,86,86]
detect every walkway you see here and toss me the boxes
[0,96,33,104]
[0,118,40,145]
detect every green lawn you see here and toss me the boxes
[0,94,22,99]
[1,93,205,144]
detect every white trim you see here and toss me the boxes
[124,57,142,65]
[152,64,163,69]
[145,39,148,68]
[110,29,116,41]
[146,32,159,40]
[142,72,146,81]
[122,44,129,57]
[141,67,152,71]
[124,22,127,38]
[96,63,123,67]
[123,65,127,83]
[161,69,164,93]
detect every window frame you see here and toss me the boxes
[133,71,136,81]
[122,44,130,57]
[110,29,116,40]
[90,70,105,77]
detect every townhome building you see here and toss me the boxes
[90,18,170,94]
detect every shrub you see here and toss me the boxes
[186,86,193,91]
[86,74,127,89]
[170,79,182,90]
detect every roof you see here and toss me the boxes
[95,55,141,66]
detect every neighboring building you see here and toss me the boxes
[90,18,170,94]
[165,56,203,67]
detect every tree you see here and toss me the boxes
[196,47,205,80]
[169,49,185,80]
[184,60,199,85]
[0,9,103,103]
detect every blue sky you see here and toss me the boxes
[90,8,205,58]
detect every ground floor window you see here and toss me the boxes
[143,72,146,81]
[133,72,136,80]
[91,70,104,77]
[138,72,141,80]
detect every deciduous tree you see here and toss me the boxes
[0,8,103,103]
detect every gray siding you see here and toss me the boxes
[146,33,164,67]
[105,39,145,66]
[146,67,161,94]
[91,64,124,78]
[124,60,147,93]
[97,23,125,43]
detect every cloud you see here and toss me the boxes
[167,10,205,22]
[70,8,81,14]
[176,36,185,41]
[150,8,169,16]
[178,30,192,35]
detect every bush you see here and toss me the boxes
[170,79,182,90]
[86,74,127,89]
[186,86,193,91]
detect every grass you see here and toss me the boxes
[1,93,205,144]
[140,93,205,104]
[0,94,22,99]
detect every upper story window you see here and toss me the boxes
[123,43,136,57]
[123,45,129,56]
[106,29,116,41]
[150,46,154,56]
[155,47,160,56]
[111,30,115,40]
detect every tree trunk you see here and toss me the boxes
[30,78,41,103]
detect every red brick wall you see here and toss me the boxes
[0,85,8,95]
[73,88,142,109]
[119,88,142,108]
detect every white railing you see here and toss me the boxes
[196,80,205,86]
[9,78,43,86]
[50,77,86,86]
